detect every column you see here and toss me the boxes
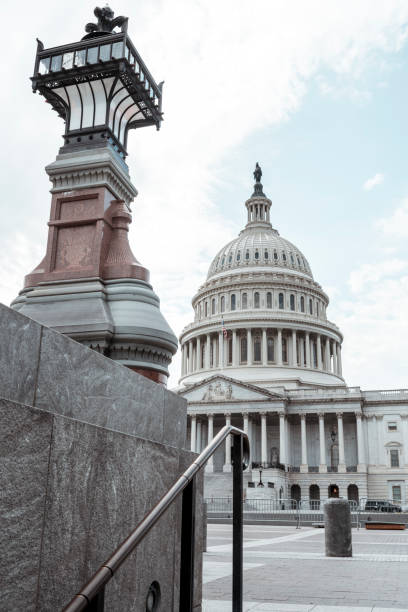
[300,414,308,472]
[205,334,211,369]
[277,329,283,365]
[223,413,232,472]
[262,329,267,365]
[337,344,343,376]
[291,330,297,366]
[402,415,408,466]
[325,337,330,371]
[333,343,338,375]
[305,332,311,368]
[376,415,384,465]
[356,412,366,470]
[300,337,305,367]
[261,412,267,465]
[337,412,346,472]
[318,412,327,472]
[213,336,217,367]
[247,329,253,365]
[188,340,192,373]
[181,345,186,375]
[196,336,201,370]
[317,335,323,370]
[243,412,252,470]
[279,412,286,466]
[218,331,223,368]
[196,419,202,452]
[205,414,214,472]
[232,330,238,366]
[190,415,196,452]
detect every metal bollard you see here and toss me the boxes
[324,498,352,557]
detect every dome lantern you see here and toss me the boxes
[245,163,272,229]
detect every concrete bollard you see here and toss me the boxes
[324,498,352,557]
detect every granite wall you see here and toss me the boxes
[0,303,202,611]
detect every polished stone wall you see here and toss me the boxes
[0,303,202,611]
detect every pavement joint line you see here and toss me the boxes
[202,601,408,611]
[207,528,318,553]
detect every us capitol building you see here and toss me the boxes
[176,164,408,507]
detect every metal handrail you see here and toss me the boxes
[63,425,249,612]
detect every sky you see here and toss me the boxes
[2,1,408,389]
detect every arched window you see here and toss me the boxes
[221,256,225,266]
[236,251,241,261]
[231,294,236,311]
[253,334,261,362]
[290,254,295,264]
[266,292,272,308]
[211,298,215,314]
[228,253,232,263]
[240,336,247,363]
[245,250,250,260]
[254,292,260,308]
[201,343,205,369]
[210,341,214,367]
[221,296,225,312]
[309,299,313,314]
[316,302,319,316]
[300,296,305,312]
[205,301,208,316]
[309,485,320,509]
[282,251,287,261]
[242,293,247,309]
[282,337,288,362]
[267,336,274,362]
[255,249,259,260]
[297,256,300,266]
[279,293,284,309]
[264,250,268,259]
[290,294,295,311]
[273,250,278,260]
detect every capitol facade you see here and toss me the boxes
[176,165,408,507]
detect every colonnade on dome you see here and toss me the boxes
[180,327,342,379]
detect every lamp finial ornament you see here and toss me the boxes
[84,6,128,39]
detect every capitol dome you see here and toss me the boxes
[179,164,344,390]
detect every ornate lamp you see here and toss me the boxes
[32,6,163,158]
[12,7,177,385]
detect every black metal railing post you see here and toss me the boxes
[179,478,196,612]
[88,588,105,612]
[232,434,243,612]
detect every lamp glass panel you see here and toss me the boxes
[66,84,82,130]
[74,49,86,67]
[62,52,74,70]
[92,80,107,125]
[120,103,139,143]
[110,87,130,133]
[50,55,62,72]
[87,47,98,64]
[99,44,111,62]
[112,42,123,59]
[39,57,50,74]
[78,82,94,128]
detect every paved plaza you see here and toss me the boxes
[203,524,408,611]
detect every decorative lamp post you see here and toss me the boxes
[257,464,264,487]
[12,7,177,385]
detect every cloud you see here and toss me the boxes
[332,258,408,389]
[2,1,408,387]
[363,173,384,190]
[376,198,408,237]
